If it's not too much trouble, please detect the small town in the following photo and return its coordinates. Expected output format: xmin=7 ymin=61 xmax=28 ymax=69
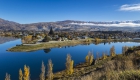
xmin=1 ymin=28 xmax=140 ymax=45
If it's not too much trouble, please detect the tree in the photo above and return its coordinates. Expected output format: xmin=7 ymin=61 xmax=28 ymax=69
xmin=22 ymin=35 xmax=32 ymax=44
xmin=42 ymin=35 xmax=51 ymax=42
xmin=102 ymin=53 xmax=107 ymax=60
xmin=49 ymin=27 xmax=54 ymax=35
xmin=110 ymin=46 xmax=116 ymax=57
xmin=85 ymin=51 xmax=94 ymax=65
xmin=46 ymin=59 xmax=53 ymax=80
xmin=122 ymin=46 xmax=128 ymax=54
xmin=65 ymin=54 xmax=74 ymax=75
xmin=19 ymin=69 xmax=23 ymax=80
xmin=40 ymin=61 xmax=45 ymax=80
xmin=23 ymin=65 xmax=30 ymax=80
xmin=5 ymin=73 xmax=11 ymax=80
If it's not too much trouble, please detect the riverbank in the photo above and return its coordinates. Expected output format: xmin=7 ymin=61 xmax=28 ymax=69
xmin=52 ymin=46 xmax=140 ymax=80
xmin=7 ymin=39 xmax=139 ymax=52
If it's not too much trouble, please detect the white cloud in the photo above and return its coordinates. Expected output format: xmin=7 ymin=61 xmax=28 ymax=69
xmin=70 ymin=22 xmax=140 ymax=27
xmin=119 ymin=4 xmax=140 ymax=11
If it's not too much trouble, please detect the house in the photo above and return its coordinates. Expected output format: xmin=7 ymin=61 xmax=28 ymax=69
xmin=81 ymin=36 xmax=88 ymax=39
xmin=133 ymin=38 xmax=140 ymax=40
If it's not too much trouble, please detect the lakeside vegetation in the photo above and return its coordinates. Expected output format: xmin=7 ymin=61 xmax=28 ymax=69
xmin=4 ymin=45 xmax=140 ymax=80
xmin=8 ymin=38 xmax=139 ymax=52
xmin=4 ymin=28 xmax=140 ymax=52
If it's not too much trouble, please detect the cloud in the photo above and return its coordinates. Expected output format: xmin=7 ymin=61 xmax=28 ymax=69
xmin=119 ymin=4 xmax=140 ymax=11
xmin=70 ymin=22 xmax=140 ymax=27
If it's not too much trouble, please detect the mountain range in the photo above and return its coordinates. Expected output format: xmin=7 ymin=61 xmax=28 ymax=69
xmin=1 ymin=18 xmax=140 ymax=32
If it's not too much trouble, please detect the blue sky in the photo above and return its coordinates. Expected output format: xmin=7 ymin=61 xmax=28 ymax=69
xmin=0 ymin=0 xmax=140 ymax=24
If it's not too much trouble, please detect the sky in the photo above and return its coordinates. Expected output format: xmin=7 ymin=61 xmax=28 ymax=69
xmin=0 ymin=0 xmax=140 ymax=24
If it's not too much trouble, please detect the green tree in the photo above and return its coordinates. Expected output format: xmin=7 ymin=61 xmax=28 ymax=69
xmin=43 ymin=35 xmax=51 ymax=42
xmin=49 ymin=27 xmax=54 ymax=35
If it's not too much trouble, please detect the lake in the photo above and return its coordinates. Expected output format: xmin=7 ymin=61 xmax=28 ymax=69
xmin=0 ymin=39 xmax=139 ymax=80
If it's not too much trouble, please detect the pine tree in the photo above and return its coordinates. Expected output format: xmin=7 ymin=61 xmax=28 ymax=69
xmin=46 ymin=59 xmax=53 ymax=80
xmin=49 ymin=27 xmax=54 ymax=35
xmin=66 ymin=54 xmax=74 ymax=75
xmin=40 ymin=61 xmax=45 ymax=80
xmin=19 ymin=69 xmax=23 ymax=80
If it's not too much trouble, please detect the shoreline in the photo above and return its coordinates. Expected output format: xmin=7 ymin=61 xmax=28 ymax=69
xmin=8 ymin=39 xmax=92 ymax=52
xmin=7 ymin=39 xmax=140 ymax=52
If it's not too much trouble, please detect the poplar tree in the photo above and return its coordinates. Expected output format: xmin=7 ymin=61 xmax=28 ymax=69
xmin=85 ymin=51 xmax=94 ymax=65
xmin=110 ymin=46 xmax=116 ymax=57
xmin=40 ymin=61 xmax=45 ymax=80
xmin=5 ymin=73 xmax=11 ymax=80
xmin=19 ymin=69 xmax=23 ymax=80
xmin=46 ymin=59 xmax=53 ymax=80
xmin=66 ymin=54 xmax=74 ymax=75
xmin=23 ymin=65 xmax=30 ymax=80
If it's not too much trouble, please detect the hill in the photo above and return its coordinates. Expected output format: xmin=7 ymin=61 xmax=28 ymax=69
xmin=0 ymin=18 xmax=140 ymax=31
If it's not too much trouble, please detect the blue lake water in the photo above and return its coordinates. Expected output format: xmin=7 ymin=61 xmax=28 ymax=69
xmin=0 ymin=39 xmax=139 ymax=80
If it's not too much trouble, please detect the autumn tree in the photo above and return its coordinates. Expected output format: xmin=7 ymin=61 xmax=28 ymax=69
xmin=110 ymin=46 xmax=116 ymax=57
xmin=23 ymin=65 xmax=30 ymax=80
xmin=66 ymin=54 xmax=74 ymax=75
xmin=46 ymin=59 xmax=53 ymax=80
xmin=40 ymin=61 xmax=45 ymax=80
xmin=5 ymin=73 xmax=11 ymax=80
xmin=22 ymin=35 xmax=32 ymax=44
xmin=85 ymin=51 xmax=94 ymax=65
xmin=122 ymin=46 xmax=128 ymax=54
xmin=19 ymin=69 xmax=23 ymax=80
xmin=102 ymin=52 xmax=107 ymax=60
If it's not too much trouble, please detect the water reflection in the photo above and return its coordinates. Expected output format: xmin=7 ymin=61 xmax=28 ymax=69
xmin=0 ymin=36 xmax=17 ymax=44
xmin=44 ymin=48 xmax=51 ymax=53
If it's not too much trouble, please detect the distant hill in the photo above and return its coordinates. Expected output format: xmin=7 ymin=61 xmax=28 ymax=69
xmin=0 ymin=18 xmax=140 ymax=32
xmin=0 ymin=18 xmax=21 ymax=30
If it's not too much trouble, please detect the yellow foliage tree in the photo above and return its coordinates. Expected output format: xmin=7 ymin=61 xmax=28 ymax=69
xmin=95 ymin=38 xmax=100 ymax=42
xmin=46 ymin=59 xmax=53 ymax=80
xmin=102 ymin=53 xmax=107 ymax=60
xmin=66 ymin=54 xmax=74 ymax=75
xmin=23 ymin=65 xmax=30 ymax=80
xmin=22 ymin=35 xmax=32 ymax=44
xmin=19 ymin=69 xmax=23 ymax=80
xmin=110 ymin=46 xmax=116 ymax=57
xmin=85 ymin=51 xmax=94 ymax=65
